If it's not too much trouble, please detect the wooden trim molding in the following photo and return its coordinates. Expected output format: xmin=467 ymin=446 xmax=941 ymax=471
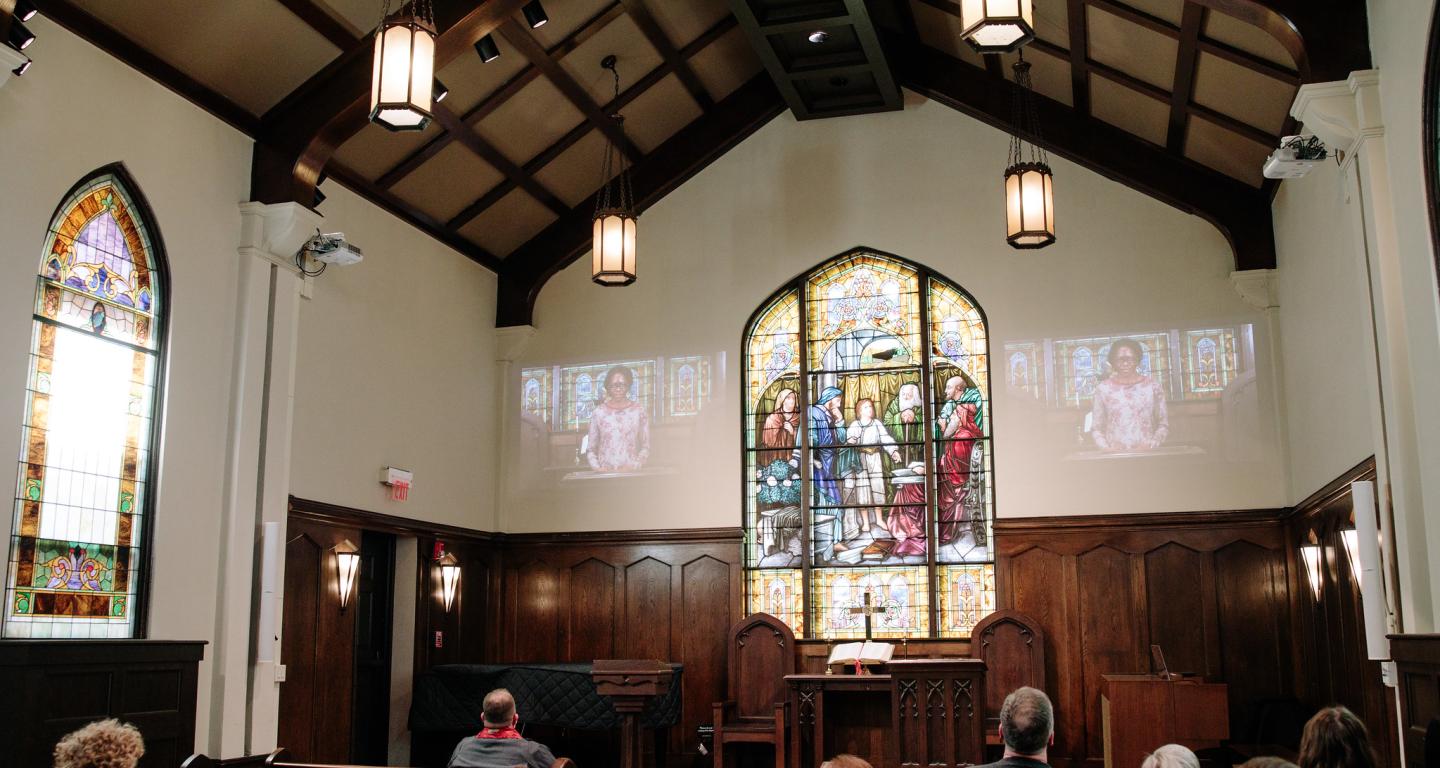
xmin=995 ymin=507 xmax=1288 ymax=532
xmin=1287 ymin=455 xmax=1377 ymax=522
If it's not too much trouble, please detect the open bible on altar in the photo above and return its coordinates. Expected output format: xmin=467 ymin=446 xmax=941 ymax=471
xmin=827 ymin=641 xmax=895 ymax=666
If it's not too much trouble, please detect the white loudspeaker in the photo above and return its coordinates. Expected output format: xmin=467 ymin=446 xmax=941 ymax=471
xmin=257 ymin=521 xmax=280 ymax=664
xmin=1349 ymin=481 xmax=1390 ymax=661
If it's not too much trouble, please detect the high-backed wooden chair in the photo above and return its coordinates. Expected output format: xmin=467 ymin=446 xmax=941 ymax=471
xmin=969 ymin=609 xmax=1048 ymax=743
xmin=712 ymin=612 xmax=796 ymax=768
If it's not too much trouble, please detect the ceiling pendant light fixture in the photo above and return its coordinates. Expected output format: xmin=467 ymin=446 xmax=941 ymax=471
xmin=592 ymin=55 xmax=638 ymax=287
xmin=369 ymin=0 xmax=436 ymax=132
xmin=960 ymin=0 xmax=1036 ymax=53
xmin=1004 ymin=51 xmax=1055 ymax=249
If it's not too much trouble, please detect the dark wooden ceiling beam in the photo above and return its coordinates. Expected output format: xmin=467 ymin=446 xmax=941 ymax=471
xmin=1066 ymin=0 xmax=1091 ymax=115
xmin=276 ymin=0 xmax=362 ymax=50
xmin=325 ymin=162 xmax=503 ymax=271
xmin=376 ymin=2 xmax=627 ymax=190
xmin=497 ymin=17 xmax=642 ymax=162
xmin=430 ymin=103 xmax=568 ymax=216
xmin=895 ymin=41 xmax=1275 ymax=273
xmin=495 ymin=74 xmax=784 ymax=326
xmin=618 ymin=0 xmax=714 ymax=111
xmin=1167 ymin=3 xmax=1204 ymax=153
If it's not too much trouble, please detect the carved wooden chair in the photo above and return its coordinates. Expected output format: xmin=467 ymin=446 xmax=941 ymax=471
xmin=712 ymin=612 xmax=796 ymax=768
xmin=969 ymin=609 xmax=1047 ymax=745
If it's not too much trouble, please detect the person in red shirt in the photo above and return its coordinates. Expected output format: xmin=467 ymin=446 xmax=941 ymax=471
xmin=447 ymin=688 xmax=556 ymax=768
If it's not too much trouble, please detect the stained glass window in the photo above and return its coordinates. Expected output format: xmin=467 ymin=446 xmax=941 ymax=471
xmin=743 ymin=250 xmax=995 ymax=639
xmin=5 ymin=169 xmax=167 ymax=639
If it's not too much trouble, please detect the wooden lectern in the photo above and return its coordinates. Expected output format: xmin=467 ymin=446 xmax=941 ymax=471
xmin=1100 ymin=675 xmax=1229 ymax=768
xmin=593 ymin=659 xmax=675 ymax=768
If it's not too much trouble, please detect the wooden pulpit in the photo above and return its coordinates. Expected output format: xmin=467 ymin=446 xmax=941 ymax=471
xmin=1100 ymin=675 xmax=1229 ymax=768
xmin=593 ymin=659 xmax=675 ymax=768
xmin=891 ymin=659 xmax=988 ymax=768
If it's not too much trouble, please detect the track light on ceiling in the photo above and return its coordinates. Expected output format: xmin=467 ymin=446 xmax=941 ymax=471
xmin=369 ymin=0 xmax=436 ymax=132
xmin=15 ymin=0 xmax=38 ymax=23
xmin=522 ymin=0 xmax=548 ymax=29
xmin=13 ymin=56 xmax=31 ymax=77
xmin=8 ymin=21 xmax=35 ymax=51
xmin=433 ymin=77 xmax=449 ymax=103
xmin=475 ymin=33 xmax=500 ymax=63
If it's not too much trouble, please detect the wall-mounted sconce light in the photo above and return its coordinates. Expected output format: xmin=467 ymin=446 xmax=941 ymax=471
xmin=1340 ymin=528 xmax=1361 ymax=588
xmin=439 ymin=552 xmax=461 ymax=612
xmin=1300 ymin=531 xmax=1322 ymax=602
xmin=336 ymin=540 xmax=361 ymax=610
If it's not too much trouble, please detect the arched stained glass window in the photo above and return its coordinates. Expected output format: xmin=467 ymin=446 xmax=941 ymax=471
xmin=743 ymin=249 xmax=995 ymax=639
xmin=4 ymin=167 xmax=167 ymax=639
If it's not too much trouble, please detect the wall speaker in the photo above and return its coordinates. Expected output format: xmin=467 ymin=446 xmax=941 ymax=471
xmin=1350 ymin=481 xmax=1390 ymax=660
xmin=257 ymin=521 xmax=280 ymax=663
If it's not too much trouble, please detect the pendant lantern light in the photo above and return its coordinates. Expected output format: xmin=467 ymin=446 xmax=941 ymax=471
xmin=1004 ymin=51 xmax=1056 ymax=249
xmin=592 ymin=55 xmax=638 ymax=286
xmin=369 ymin=0 xmax=436 ymax=132
xmin=960 ymin=0 xmax=1036 ymax=53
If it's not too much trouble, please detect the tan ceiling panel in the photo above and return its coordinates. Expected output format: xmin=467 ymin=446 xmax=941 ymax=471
xmin=1032 ymin=0 xmax=1070 ymax=48
xmin=1191 ymin=53 xmax=1295 ymax=134
xmin=534 ymin=129 xmax=610 ymax=207
xmin=475 ymin=77 xmax=587 ymax=165
xmin=437 ymin=32 xmax=530 ymax=115
xmin=71 ymin=0 xmax=341 ymax=115
xmin=909 ymin=0 xmax=984 ymax=68
xmin=645 ymin=0 xmax=730 ymax=47
xmin=999 ymin=45 xmax=1073 ymax=107
xmin=1090 ymin=75 xmax=1169 ymax=147
xmin=391 ymin=142 xmax=506 ymax=223
xmin=313 ymin=0 xmax=373 ymax=37
xmin=1185 ymin=117 xmax=1269 ymax=188
xmin=1086 ymin=7 xmax=1178 ymax=90
xmin=689 ymin=26 xmax=764 ymax=101
xmin=1203 ymin=10 xmax=1296 ymax=69
xmin=1118 ymin=0 xmax=1183 ymax=26
xmin=624 ymin=74 xmax=704 ymax=153
xmin=331 ymin=121 xmax=440 ymax=180
xmin=460 ymin=188 xmax=559 ymax=257
xmin=529 ymin=0 xmax=617 ymax=50
xmin=558 ymin=15 xmax=665 ymax=106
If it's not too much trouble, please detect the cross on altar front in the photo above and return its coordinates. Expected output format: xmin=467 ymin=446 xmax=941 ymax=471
xmin=848 ymin=589 xmax=886 ymax=640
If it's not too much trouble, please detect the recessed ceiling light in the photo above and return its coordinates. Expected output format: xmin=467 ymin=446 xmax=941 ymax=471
xmin=807 ymin=30 xmax=829 ymax=44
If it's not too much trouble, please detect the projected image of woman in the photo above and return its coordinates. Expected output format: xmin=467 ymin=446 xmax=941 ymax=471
xmin=586 ymin=366 xmax=650 ymax=472
xmin=1090 ymin=339 xmax=1169 ymax=451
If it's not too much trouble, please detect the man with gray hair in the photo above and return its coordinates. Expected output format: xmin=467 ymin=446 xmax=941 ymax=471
xmin=976 ymin=686 xmax=1056 ymax=768
xmin=447 ymin=688 xmax=556 ymax=768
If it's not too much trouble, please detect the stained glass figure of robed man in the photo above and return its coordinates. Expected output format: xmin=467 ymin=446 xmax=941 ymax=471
xmin=798 ymin=386 xmax=847 ymax=507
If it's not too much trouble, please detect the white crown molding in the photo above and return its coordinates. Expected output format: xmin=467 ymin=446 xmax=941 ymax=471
xmin=238 ymin=202 xmax=322 ymax=275
xmin=495 ymin=325 xmax=537 ymax=363
xmin=0 ymin=46 xmax=28 ymax=90
xmin=1291 ymin=70 xmax=1383 ymax=170
xmin=1231 ymin=269 xmax=1279 ymax=311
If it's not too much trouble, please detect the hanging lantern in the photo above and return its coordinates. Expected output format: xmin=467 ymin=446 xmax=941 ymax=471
xmin=369 ymin=0 xmax=436 ymax=132
xmin=593 ymin=55 xmax=638 ymax=286
xmin=960 ymin=0 xmax=1036 ymax=53
xmin=1004 ymin=53 xmax=1056 ymax=249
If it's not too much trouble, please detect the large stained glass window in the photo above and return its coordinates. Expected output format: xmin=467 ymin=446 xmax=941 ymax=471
xmin=4 ymin=169 xmax=167 ymax=638
xmin=743 ymin=250 xmax=995 ymax=638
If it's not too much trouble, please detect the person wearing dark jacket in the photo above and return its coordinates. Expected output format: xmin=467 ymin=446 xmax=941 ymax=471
xmin=447 ymin=688 xmax=556 ymax=768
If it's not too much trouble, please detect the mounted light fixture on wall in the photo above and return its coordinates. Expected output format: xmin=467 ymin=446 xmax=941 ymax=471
xmin=369 ymin=0 xmax=436 ymax=132
xmin=1299 ymin=531 xmax=1323 ymax=602
xmin=960 ymin=0 xmax=1035 ymax=53
xmin=592 ymin=54 xmax=638 ymax=286
xmin=439 ymin=552 xmax=461 ymax=612
xmin=335 ymin=540 xmax=361 ymax=611
xmin=1004 ymin=51 xmax=1056 ymax=249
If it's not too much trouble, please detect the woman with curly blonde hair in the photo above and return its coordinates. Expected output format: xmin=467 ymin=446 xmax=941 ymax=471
xmin=53 ymin=719 xmax=145 ymax=768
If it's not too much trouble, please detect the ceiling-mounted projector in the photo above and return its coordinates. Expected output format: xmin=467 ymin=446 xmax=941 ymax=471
xmin=301 ymin=232 xmax=364 ymax=266
xmin=1263 ymin=135 xmax=1328 ymax=179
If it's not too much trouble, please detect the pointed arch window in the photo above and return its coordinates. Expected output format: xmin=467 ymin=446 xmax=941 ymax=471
xmin=743 ymin=249 xmax=995 ymax=638
xmin=4 ymin=167 xmax=167 ymax=639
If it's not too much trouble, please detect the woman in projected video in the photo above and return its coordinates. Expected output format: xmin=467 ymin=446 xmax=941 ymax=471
xmin=1090 ymin=339 xmax=1169 ymax=451
xmin=586 ymin=366 xmax=650 ymax=472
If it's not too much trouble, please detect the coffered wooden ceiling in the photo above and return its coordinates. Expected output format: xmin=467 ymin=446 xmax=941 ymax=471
xmin=25 ymin=0 xmax=1368 ymax=326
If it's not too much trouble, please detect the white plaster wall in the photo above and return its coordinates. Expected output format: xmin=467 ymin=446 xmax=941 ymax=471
xmin=0 ymin=16 xmax=252 ymax=750
xmin=506 ymin=91 xmax=1287 ymax=533
xmin=288 ymin=182 xmax=499 ymax=531
xmin=1271 ymin=162 xmax=1381 ymax=502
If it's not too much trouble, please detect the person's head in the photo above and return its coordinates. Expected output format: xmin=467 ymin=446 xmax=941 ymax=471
xmin=604 ymin=366 xmax=634 ymax=400
xmin=944 ymin=375 xmax=965 ymax=400
xmin=856 ymin=398 xmax=875 ymax=421
xmin=482 ymin=688 xmax=519 ymax=729
xmin=1240 ymin=757 xmax=1299 ymax=768
xmin=53 ymin=719 xmax=145 ymax=768
xmin=818 ymin=386 xmax=844 ymax=417
xmin=1107 ymin=339 xmax=1145 ymax=375
xmin=1298 ymin=706 xmax=1377 ymax=768
xmin=1141 ymin=744 xmax=1200 ymax=768
xmin=820 ymin=755 xmax=873 ymax=768
xmin=999 ymin=686 xmax=1054 ymax=757
xmin=778 ymin=389 xmax=798 ymax=413
xmin=897 ymin=383 xmax=922 ymax=409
